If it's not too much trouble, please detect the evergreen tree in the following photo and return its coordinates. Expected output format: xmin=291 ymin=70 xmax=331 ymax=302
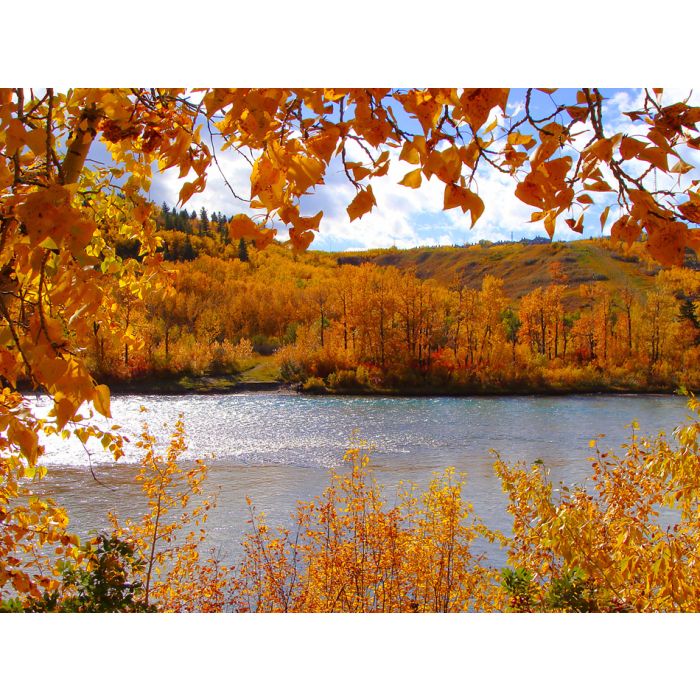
xmin=179 ymin=210 xmax=192 ymax=233
xmin=199 ymin=207 xmax=209 ymax=235
xmin=182 ymin=235 xmax=196 ymax=261
xmin=161 ymin=202 xmax=171 ymax=230
xmin=238 ymin=237 xmax=249 ymax=262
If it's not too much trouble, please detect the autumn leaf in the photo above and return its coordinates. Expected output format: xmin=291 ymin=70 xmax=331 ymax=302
xmin=289 ymin=229 xmax=315 ymax=251
xmin=507 ymin=132 xmax=536 ymax=149
xmin=8 ymin=420 xmax=39 ymax=464
xmin=347 ymin=186 xmax=376 ymax=222
xmin=619 ymin=136 xmax=646 ymax=160
xmin=443 ymin=184 xmax=484 ymax=227
xmin=228 ymin=214 xmax=261 ymax=240
xmin=515 ymin=180 xmax=543 ymax=209
xmin=459 ymin=88 xmax=509 ymax=131
xmin=638 ymin=147 xmax=669 ymax=172
xmin=610 ymin=216 xmax=642 ymax=246
xmin=55 ymin=397 xmax=78 ymax=430
xmin=678 ymin=199 xmax=700 ymax=224
xmin=287 ymin=154 xmax=326 ymax=194
xmin=94 ymin=384 xmax=112 ymax=419
xmin=645 ymin=219 xmax=687 ymax=266
xmin=399 ymin=169 xmax=422 ymax=188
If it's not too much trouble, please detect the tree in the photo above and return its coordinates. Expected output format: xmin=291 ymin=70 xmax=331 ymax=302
xmin=199 ymin=207 xmax=209 ymax=235
xmin=238 ymin=237 xmax=249 ymax=262
xmin=0 ymin=87 xmax=698 ymax=598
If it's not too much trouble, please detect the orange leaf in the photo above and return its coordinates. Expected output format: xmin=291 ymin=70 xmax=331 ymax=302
xmin=253 ymin=228 xmax=276 ymax=250
xmin=399 ymin=169 xmax=422 ymax=189
xmin=586 ymin=138 xmax=615 ymax=163
xmin=228 ymin=214 xmax=260 ymax=240
xmin=645 ymin=219 xmax=686 ymax=266
xmin=515 ymin=180 xmax=543 ymax=208
xmin=507 ymin=132 xmax=536 ymax=149
xmin=679 ymin=200 xmax=700 ymax=224
xmin=610 ymin=215 xmax=642 ymax=246
xmin=443 ymin=184 xmax=484 ymax=227
xmin=346 ymin=186 xmax=376 ymax=222
xmin=289 ymin=229 xmax=315 ymax=251
xmin=93 ymin=384 xmax=111 ymax=419
xmin=459 ymin=88 xmax=510 ymax=131
xmin=638 ymin=147 xmax=669 ymax=171
xmin=55 ymin=397 xmax=77 ymax=430
xmin=619 ymin=136 xmax=645 ymax=160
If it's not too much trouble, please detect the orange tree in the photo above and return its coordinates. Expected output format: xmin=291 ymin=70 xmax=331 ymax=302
xmin=1 ymin=87 xmax=699 ymax=598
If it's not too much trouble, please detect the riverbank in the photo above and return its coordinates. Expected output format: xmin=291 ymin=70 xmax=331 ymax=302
xmin=105 ymin=374 xmax=293 ymax=396
xmin=93 ymin=372 xmax=687 ymax=399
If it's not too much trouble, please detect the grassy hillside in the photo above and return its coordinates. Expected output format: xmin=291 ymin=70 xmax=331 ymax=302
xmin=333 ymin=238 xmax=697 ymax=310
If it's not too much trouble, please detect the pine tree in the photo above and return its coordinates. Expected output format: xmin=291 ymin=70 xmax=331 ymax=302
xmin=238 ymin=237 xmax=249 ymax=262
xmin=161 ymin=202 xmax=171 ymax=230
xmin=182 ymin=235 xmax=196 ymax=261
xmin=199 ymin=207 xmax=209 ymax=235
xmin=179 ymin=210 xmax=192 ymax=233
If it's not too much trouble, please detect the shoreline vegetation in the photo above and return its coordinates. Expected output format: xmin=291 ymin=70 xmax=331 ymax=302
xmin=86 ymin=373 xmax=687 ymax=398
xmin=80 ymin=234 xmax=699 ymax=401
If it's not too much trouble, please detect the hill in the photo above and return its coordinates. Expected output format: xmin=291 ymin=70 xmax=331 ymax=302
xmin=333 ymin=238 xmax=697 ymax=311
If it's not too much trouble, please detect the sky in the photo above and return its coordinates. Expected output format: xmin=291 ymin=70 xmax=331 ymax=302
xmin=147 ymin=87 xmax=699 ymax=252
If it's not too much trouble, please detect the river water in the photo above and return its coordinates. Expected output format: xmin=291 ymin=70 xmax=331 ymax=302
xmin=28 ymin=393 xmax=690 ymax=567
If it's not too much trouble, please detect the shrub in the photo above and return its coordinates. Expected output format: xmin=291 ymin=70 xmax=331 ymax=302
xmin=301 ymin=376 xmax=327 ymax=393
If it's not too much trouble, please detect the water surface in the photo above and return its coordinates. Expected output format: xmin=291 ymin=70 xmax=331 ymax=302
xmin=29 ymin=393 xmax=690 ymax=566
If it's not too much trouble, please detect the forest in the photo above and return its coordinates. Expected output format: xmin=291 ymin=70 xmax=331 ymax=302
xmin=1 ymin=87 xmax=700 ymax=614
xmin=90 ymin=215 xmax=700 ymax=396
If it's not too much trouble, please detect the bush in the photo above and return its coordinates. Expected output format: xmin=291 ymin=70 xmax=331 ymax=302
xmin=23 ymin=534 xmax=153 ymax=613
xmin=327 ymin=369 xmax=364 ymax=392
xmin=301 ymin=376 xmax=327 ymax=393
xmin=279 ymin=358 xmax=308 ymax=384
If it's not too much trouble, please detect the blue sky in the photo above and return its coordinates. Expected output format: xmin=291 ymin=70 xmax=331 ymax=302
xmin=142 ymin=88 xmax=697 ymax=252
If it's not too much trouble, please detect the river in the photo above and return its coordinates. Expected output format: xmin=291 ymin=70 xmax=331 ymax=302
xmin=28 ymin=392 xmax=690 ymax=568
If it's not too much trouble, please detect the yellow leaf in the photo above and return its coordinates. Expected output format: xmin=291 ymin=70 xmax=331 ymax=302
xmin=55 ymin=397 xmax=77 ymax=430
xmin=399 ymin=140 xmax=420 ymax=165
xmin=8 ymin=420 xmax=39 ymax=464
xmin=507 ymin=132 xmax=536 ymax=149
xmin=94 ymin=384 xmax=111 ymax=419
xmin=287 ymin=154 xmax=326 ymax=193
xmin=399 ymin=169 xmax=422 ymax=189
